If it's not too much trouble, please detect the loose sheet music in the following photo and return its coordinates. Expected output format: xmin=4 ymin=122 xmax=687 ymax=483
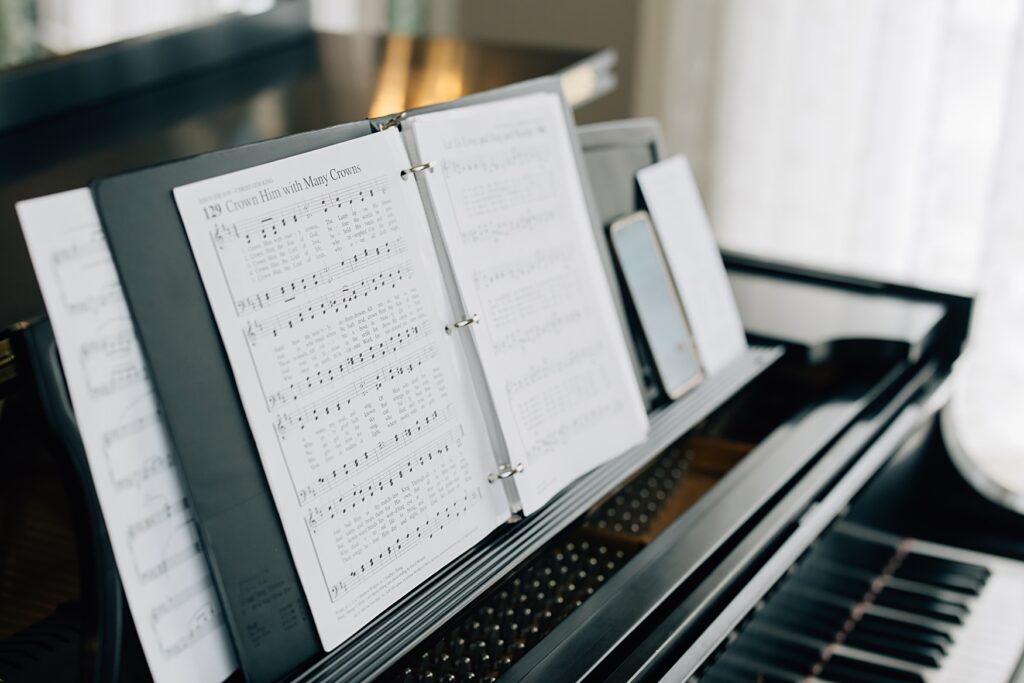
xmin=406 ymin=93 xmax=649 ymax=514
xmin=175 ymin=130 xmax=508 ymax=649
xmin=17 ymin=189 xmax=237 ymax=683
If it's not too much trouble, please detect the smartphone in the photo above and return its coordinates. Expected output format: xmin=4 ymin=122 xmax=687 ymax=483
xmin=609 ymin=211 xmax=703 ymax=399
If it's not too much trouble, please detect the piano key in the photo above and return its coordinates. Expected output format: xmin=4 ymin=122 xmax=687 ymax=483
xmin=764 ymin=590 xmax=851 ymax=624
xmin=884 ymin=575 xmax=981 ymax=604
xmin=841 ymin=629 xmax=942 ymax=667
xmin=814 ymin=537 xmax=894 ymax=573
xmin=855 ymin=614 xmax=952 ymax=652
xmin=758 ymin=603 xmax=844 ymax=641
xmin=900 ymin=553 xmax=990 ymax=582
xmin=874 ymin=587 xmax=968 ymax=624
xmin=699 ymin=656 xmax=769 ymax=683
xmin=791 ymin=569 xmax=871 ymax=601
xmin=800 ymin=556 xmax=887 ymax=586
xmin=728 ymin=629 xmax=821 ymax=676
xmin=862 ymin=603 xmax=958 ymax=638
xmin=713 ymin=651 xmax=810 ymax=682
xmin=892 ymin=565 xmax=985 ymax=596
xmin=821 ymin=650 xmax=925 ymax=683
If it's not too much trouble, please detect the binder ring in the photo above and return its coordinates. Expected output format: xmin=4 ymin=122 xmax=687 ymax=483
xmin=488 ymin=462 xmax=525 ymax=483
xmin=445 ymin=313 xmax=479 ymax=334
xmin=379 ymin=111 xmax=407 ymax=131
xmin=401 ymin=162 xmax=435 ymax=180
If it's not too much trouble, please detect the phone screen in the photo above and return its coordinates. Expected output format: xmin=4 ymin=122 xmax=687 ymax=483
xmin=610 ymin=212 xmax=702 ymax=399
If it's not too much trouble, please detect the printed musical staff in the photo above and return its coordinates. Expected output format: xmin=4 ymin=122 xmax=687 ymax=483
xmin=158 ymin=601 xmax=222 ymax=658
xmin=234 ymin=240 xmax=403 ymax=314
xmin=440 ymin=146 xmax=548 ymax=177
xmin=126 ymin=497 xmax=190 ymax=541
xmin=491 ymin=308 xmax=585 ymax=355
xmin=272 ymin=344 xmax=434 ymax=428
xmin=459 ymin=208 xmax=557 ymax=245
xmin=285 ymin=406 xmax=446 ymax=470
xmin=504 ymin=342 xmax=605 ymax=395
xmin=212 ymin=177 xmax=388 ymax=245
xmin=243 ymin=263 xmax=408 ymax=341
xmin=298 ymin=422 xmax=452 ymax=505
xmin=325 ymin=492 xmax=480 ymax=600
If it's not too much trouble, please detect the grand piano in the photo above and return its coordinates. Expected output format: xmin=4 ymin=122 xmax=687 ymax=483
xmin=2 ymin=17 xmax=1022 ymax=683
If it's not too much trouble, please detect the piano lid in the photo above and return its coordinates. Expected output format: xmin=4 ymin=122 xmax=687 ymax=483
xmin=729 ymin=270 xmax=948 ymax=365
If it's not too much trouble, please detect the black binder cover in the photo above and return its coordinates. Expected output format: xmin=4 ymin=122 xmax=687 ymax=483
xmin=93 ymin=121 xmax=373 ymax=683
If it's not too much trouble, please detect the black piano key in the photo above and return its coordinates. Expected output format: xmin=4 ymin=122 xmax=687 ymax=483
xmin=901 ymin=552 xmax=990 ymax=582
xmin=821 ymin=652 xmax=924 ymax=683
xmin=856 ymin=613 xmax=953 ymax=647
xmin=699 ymin=658 xmax=756 ymax=683
xmin=873 ymin=586 xmax=968 ymax=624
xmin=767 ymin=589 xmax=852 ymax=624
xmin=893 ymin=563 xmax=985 ymax=595
xmin=841 ymin=629 xmax=942 ymax=668
xmin=815 ymin=536 xmax=894 ymax=573
xmin=712 ymin=652 xmax=806 ymax=683
xmin=801 ymin=556 xmax=883 ymax=585
xmin=790 ymin=568 xmax=871 ymax=602
xmin=758 ymin=603 xmax=844 ymax=641
xmin=778 ymin=582 xmax=866 ymax=615
xmin=729 ymin=631 xmax=820 ymax=677
xmin=885 ymin=574 xmax=979 ymax=604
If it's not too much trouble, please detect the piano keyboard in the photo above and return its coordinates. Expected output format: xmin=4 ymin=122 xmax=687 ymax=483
xmin=698 ymin=522 xmax=1024 ymax=683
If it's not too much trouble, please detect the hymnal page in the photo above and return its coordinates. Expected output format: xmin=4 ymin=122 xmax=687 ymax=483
xmin=637 ymin=156 xmax=748 ymax=376
xmin=17 ymin=189 xmax=237 ymax=683
xmin=406 ymin=93 xmax=649 ymax=514
xmin=175 ymin=129 xmax=508 ymax=650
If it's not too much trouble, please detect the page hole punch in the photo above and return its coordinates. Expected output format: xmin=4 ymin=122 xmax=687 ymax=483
xmin=400 ymin=162 xmax=435 ymax=180
xmin=488 ymin=462 xmax=525 ymax=484
xmin=445 ymin=313 xmax=479 ymax=334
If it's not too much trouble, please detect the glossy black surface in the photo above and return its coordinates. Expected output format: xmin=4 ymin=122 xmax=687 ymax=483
xmin=0 ymin=28 xmax=593 ymax=331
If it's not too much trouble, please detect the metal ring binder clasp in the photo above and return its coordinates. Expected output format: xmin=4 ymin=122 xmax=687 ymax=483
xmin=445 ymin=313 xmax=479 ymax=335
xmin=488 ymin=462 xmax=525 ymax=484
xmin=400 ymin=162 xmax=435 ymax=180
xmin=378 ymin=111 xmax=407 ymax=131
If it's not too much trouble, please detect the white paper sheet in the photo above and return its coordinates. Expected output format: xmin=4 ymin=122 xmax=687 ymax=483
xmin=637 ymin=156 xmax=748 ymax=376
xmin=17 ymin=188 xmax=237 ymax=683
xmin=407 ymin=93 xmax=650 ymax=514
xmin=174 ymin=130 xmax=508 ymax=650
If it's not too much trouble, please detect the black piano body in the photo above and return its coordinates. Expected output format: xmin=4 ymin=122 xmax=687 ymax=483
xmin=3 ymin=121 xmax=1020 ymax=683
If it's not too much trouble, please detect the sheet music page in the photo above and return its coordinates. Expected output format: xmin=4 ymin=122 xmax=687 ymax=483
xmin=174 ymin=129 xmax=508 ymax=650
xmin=637 ymin=156 xmax=748 ymax=376
xmin=17 ymin=189 xmax=237 ymax=683
xmin=406 ymin=93 xmax=649 ymax=514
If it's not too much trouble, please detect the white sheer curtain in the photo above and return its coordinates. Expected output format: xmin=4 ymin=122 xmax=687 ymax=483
xmin=635 ymin=0 xmax=1024 ymax=463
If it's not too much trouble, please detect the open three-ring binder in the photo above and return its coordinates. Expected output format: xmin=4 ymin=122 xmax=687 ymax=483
xmin=17 ymin=77 xmax=656 ymax=683
xmin=171 ymin=90 xmax=649 ymax=653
